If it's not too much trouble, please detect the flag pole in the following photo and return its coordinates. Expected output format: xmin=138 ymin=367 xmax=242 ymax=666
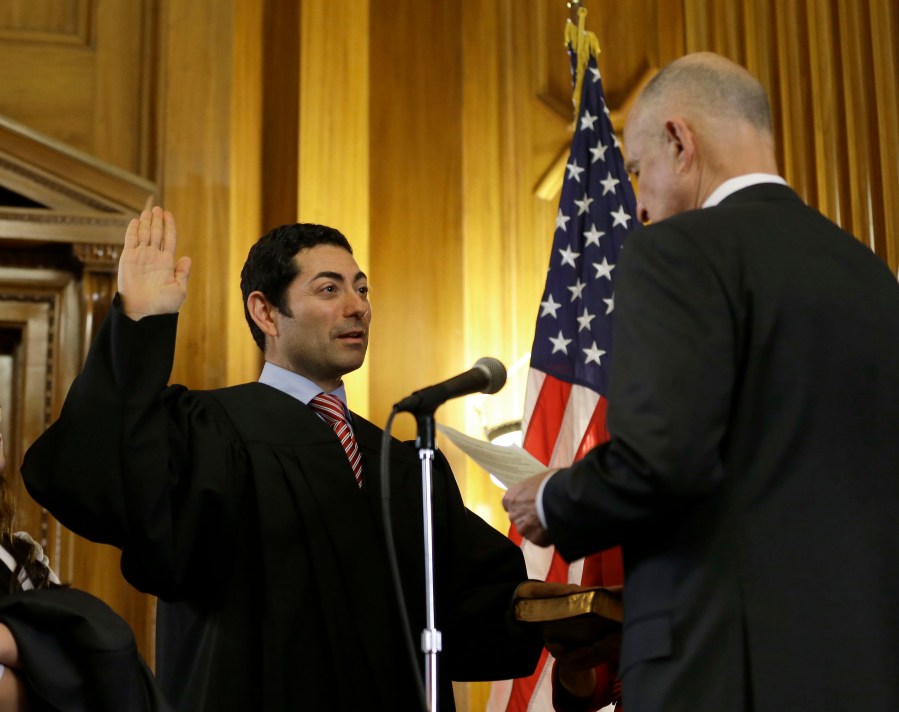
xmin=488 ymin=6 xmax=634 ymax=709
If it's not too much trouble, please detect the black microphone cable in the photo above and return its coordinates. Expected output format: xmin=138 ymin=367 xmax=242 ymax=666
xmin=379 ymin=408 xmax=429 ymax=712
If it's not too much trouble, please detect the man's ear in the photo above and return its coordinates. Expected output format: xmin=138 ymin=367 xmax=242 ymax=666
xmin=664 ymin=117 xmax=695 ymax=174
xmin=247 ymin=291 xmax=279 ymax=339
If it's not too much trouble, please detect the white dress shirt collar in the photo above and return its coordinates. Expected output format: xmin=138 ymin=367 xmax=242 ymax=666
xmin=702 ymin=173 xmax=788 ymax=208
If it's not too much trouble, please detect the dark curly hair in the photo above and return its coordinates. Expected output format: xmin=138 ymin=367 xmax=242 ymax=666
xmin=239 ymin=223 xmax=353 ymax=352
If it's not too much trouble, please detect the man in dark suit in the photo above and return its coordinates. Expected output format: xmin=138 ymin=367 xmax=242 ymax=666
xmin=504 ymin=52 xmax=899 ymax=711
xmin=22 ymin=212 xmax=541 ymax=711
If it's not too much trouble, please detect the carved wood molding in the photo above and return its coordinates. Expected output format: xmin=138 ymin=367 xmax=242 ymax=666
xmin=0 ymin=0 xmax=91 ymax=46
xmin=0 ymin=208 xmax=127 ymax=246
xmin=0 ymin=155 xmax=119 ymax=212
xmin=0 ymin=114 xmax=156 ymax=214
xmin=72 ymin=242 xmax=121 ymax=270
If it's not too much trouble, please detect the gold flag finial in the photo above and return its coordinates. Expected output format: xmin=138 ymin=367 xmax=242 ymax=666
xmin=564 ymin=3 xmax=602 ymax=119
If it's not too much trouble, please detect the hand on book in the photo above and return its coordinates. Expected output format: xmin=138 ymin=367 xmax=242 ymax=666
xmin=551 ymin=627 xmax=623 ymax=701
xmin=514 ymin=581 xmax=624 ymax=695
xmin=545 ymin=614 xmax=622 ymax=699
xmin=544 ymin=621 xmax=622 ymax=669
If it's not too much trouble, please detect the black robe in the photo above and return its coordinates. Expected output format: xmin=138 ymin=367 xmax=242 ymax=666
xmin=0 ymin=587 xmax=171 ymax=712
xmin=22 ymin=298 xmax=540 ymax=711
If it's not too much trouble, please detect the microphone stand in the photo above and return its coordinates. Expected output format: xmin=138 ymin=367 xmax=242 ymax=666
xmin=415 ymin=410 xmax=441 ymax=712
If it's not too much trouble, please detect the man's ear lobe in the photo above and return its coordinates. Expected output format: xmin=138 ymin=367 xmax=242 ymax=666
xmin=247 ymin=292 xmax=278 ymax=338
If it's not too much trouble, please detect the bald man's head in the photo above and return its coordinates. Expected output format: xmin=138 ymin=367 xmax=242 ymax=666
xmin=636 ymin=52 xmax=773 ymax=134
xmin=623 ymin=52 xmax=779 ymax=223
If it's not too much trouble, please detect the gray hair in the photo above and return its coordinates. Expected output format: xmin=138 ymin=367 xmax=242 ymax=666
xmin=639 ymin=52 xmax=773 ymax=133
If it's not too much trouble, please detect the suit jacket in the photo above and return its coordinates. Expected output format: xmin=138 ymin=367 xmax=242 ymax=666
xmin=543 ymin=184 xmax=899 ymax=711
xmin=22 ymin=299 xmax=540 ymax=712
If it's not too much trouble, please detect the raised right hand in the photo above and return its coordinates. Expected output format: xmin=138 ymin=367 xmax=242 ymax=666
xmin=118 ymin=206 xmax=192 ymax=320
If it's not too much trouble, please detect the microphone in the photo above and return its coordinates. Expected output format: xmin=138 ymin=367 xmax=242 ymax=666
xmin=393 ymin=357 xmax=507 ymax=414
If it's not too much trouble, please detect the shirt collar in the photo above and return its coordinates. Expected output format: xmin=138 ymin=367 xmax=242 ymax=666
xmin=258 ymin=361 xmax=349 ymax=408
xmin=702 ymin=173 xmax=788 ymax=208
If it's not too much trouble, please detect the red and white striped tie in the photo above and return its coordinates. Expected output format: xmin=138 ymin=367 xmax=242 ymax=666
xmin=309 ymin=392 xmax=363 ymax=487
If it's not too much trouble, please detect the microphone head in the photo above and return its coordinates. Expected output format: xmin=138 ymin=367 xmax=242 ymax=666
xmin=474 ymin=357 xmax=507 ymax=395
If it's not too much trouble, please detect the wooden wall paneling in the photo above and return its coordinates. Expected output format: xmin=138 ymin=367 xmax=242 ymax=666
xmin=458 ymin=0 xmax=516 ymax=543
xmin=228 ymin=0 xmax=265 ymax=386
xmin=0 ymin=0 xmax=153 ymax=177
xmin=519 ymin=0 xmax=571 ymax=287
xmin=771 ymin=2 xmax=818 ymax=206
xmin=582 ymin=0 xmax=661 ymax=107
xmin=157 ymin=0 xmax=239 ymax=390
xmin=836 ymin=1 xmax=878 ymax=251
xmin=0 ymin=0 xmax=87 ymax=37
xmin=806 ymin=0 xmax=848 ymax=226
xmin=368 ymin=0 xmax=466 ymax=445
xmin=91 ymin=0 xmax=154 ymax=173
xmin=458 ymin=2 xmax=517 ymax=708
xmin=738 ymin=1 xmax=786 ymax=181
xmin=261 ymin=0 xmax=300 ymax=232
xmin=682 ymin=0 xmax=710 ymax=49
xmin=0 ymin=39 xmax=94 ymax=154
xmin=740 ymin=0 xmax=774 ymax=95
xmin=657 ymin=0 xmax=687 ymax=64
xmin=720 ymin=1 xmax=746 ymax=64
xmin=684 ymin=0 xmax=745 ymax=62
xmin=297 ymin=0 xmax=371 ymax=416
xmin=869 ymin=0 xmax=899 ymax=273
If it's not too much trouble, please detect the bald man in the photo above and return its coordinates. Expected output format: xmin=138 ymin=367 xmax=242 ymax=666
xmin=505 ymin=52 xmax=899 ymax=711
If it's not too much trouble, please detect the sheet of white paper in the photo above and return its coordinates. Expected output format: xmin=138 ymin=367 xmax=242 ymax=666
xmin=436 ymin=422 xmax=547 ymax=488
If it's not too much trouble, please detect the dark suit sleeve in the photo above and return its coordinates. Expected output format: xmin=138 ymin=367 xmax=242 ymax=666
xmin=545 ymin=224 xmax=737 ymax=560
xmin=0 ymin=588 xmax=172 ymax=712
xmin=435 ymin=455 xmax=542 ymax=681
xmin=22 ymin=298 xmax=248 ymax=599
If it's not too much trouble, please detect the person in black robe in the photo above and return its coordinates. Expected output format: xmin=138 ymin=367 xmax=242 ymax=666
xmin=21 ymin=211 xmax=541 ymax=711
xmin=0 ymin=406 xmax=171 ymax=712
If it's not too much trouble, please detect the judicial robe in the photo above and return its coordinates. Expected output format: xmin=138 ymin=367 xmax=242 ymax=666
xmin=22 ymin=298 xmax=540 ymax=711
xmin=0 ymin=587 xmax=172 ymax=712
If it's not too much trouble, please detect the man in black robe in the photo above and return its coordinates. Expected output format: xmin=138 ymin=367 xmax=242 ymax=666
xmin=22 ymin=211 xmax=541 ymax=711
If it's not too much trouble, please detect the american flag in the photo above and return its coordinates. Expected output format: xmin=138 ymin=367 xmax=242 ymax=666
xmin=488 ymin=34 xmax=637 ymax=712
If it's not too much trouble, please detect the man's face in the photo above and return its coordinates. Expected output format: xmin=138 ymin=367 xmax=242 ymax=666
xmin=624 ymin=107 xmax=695 ymax=224
xmin=268 ymin=244 xmax=371 ymax=391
